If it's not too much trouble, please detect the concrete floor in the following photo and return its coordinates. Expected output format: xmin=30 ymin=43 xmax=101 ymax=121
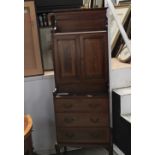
xmin=51 ymin=147 xmax=118 ymax=155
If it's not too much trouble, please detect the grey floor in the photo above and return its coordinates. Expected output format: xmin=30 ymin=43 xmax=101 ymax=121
xmin=51 ymin=147 xmax=118 ymax=155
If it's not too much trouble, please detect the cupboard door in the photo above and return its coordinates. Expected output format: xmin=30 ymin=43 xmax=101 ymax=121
xmin=80 ymin=32 xmax=109 ymax=91
xmin=24 ymin=1 xmax=43 ymax=76
xmin=54 ymin=34 xmax=81 ymax=88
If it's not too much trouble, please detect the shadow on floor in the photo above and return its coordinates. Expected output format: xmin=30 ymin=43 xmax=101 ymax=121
xmin=51 ymin=147 xmax=117 ymax=155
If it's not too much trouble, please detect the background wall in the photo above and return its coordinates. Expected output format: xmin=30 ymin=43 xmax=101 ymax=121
xmin=24 ymin=74 xmax=56 ymax=155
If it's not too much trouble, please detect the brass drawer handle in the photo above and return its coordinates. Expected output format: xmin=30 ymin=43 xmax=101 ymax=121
xmin=90 ymin=132 xmax=100 ymax=138
xmin=64 ymin=103 xmax=73 ymax=109
xmin=65 ymin=133 xmax=74 ymax=139
xmin=64 ymin=117 xmax=75 ymax=124
xmin=89 ymin=103 xmax=99 ymax=109
xmin=90 ymin=117 xmax=100 ymax=123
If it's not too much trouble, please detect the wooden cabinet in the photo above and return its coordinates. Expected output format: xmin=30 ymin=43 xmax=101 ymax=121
xmin=24 ymin=1 xmax=43 ymax=76
xmin=52 ymin=8 xmax=112 ymax=155
xmin=54 ymin=32 xmax=108 ymax=93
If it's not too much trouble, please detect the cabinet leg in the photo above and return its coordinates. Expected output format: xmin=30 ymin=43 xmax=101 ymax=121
xmin=105 ymin=146 xmax=113 ymax=155
xmin=109 ymin=128 xmax=113 ymax=155
xmin=64 ymin=146 xmax=67 ymax=153
xmin=109 ymin=146 xmax=113 ymax=155
xmin=55 ymin=144 xmax=61 ymax=155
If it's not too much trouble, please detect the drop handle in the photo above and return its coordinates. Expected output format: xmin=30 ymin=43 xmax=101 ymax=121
xmin=90 ymin=117 xmax=100 ymax=123
xmin=90 ymin=132 xmax=100 ymax=138
xmin=65 ymin=133 xmax=74 ymax=138
xmin=64 ymin=103 xmax=73 ymax=109
xmin=89 ymin=103 xmax=99 ymax=109
xmin=64 ymin=117 xmax=75 ymax=124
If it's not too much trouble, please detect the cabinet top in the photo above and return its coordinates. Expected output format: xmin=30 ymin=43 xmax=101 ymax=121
xmin=52 ymin=8 xmax=107 ymax=33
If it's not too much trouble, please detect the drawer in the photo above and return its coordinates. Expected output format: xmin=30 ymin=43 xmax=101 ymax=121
xmin=54 ymin=97 xmax=108 ymax=113
xmin=57 ymin=128 xmax=110 ymax=144
xmin=56 ymin=113 xmax=108 ymax=127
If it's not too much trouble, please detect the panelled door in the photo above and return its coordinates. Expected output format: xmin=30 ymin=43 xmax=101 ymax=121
xmin=80 ymin=32 xmax=109 ymax=92
xmin=53 ymin=31 xmax=108 ymax=93
xmin=53 ymin=34 xmax=81 ymax=86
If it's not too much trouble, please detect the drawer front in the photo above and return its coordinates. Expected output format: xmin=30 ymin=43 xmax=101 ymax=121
xmin=54 ymin=97 xmax=109 ymax=113
xmin=57 ymin=128 xmax=110 ymax=144
xmin=56 ymin=113 xmax=108 ymax=127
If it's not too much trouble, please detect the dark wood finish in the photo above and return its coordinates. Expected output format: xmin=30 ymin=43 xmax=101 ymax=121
xmin=57 ymin=128 xmax=110 ymax=144
xmin=24 ymin=134 xmax=33 ymax=155
xmin=53 ymin=94 xmax=111 ymax=146
xmin=53 ymin=8 xmax=107 ymax=32
xmin=55 ymin=144 xmax=61 ymax=154
xmin=53 ymin=34 xmax=81 ymax=85
xmin=52 ymin=8 xmax=112 ymax=154
xmin=80 ymin=32 xmax=109 ymax=90
xmin=54 ymin=96 xmax=109 ymax=113
xmin=53 ymin=31 xmax=108 ymax=93
xmin=56 ymin=113 xmax=108 ymax=127
xmin=24 ymin=1 xmax=43 ymax=76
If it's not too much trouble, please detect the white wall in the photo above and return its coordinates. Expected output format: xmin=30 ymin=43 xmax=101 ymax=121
xmin=24 ymin=74 xmax=56 ymax=155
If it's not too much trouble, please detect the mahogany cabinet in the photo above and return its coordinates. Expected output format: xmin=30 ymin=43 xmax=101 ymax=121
xmin=52 ymin=8 xmax=113 ymax=154
xmin=24 ymin=1 xmax=43 ymax=76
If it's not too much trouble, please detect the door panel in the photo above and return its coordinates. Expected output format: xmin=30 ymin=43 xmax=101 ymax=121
xmin=80 ymin=32 xmax=108 ymax=88
xmin=54 ymin=34 xmax=81 ymax=84
xmin=83 ymin=37 xmax=104 ymax=78
xmin=53 ymin=32 xmax=109 ymax=93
